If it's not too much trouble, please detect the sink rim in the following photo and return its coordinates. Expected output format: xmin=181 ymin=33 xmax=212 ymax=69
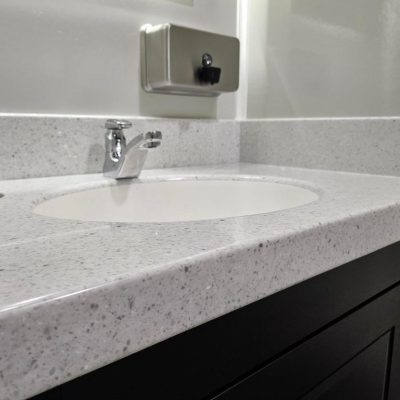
xmin=32 ymin=174 xmax=322 ymax=205
xmin=32 ymin=175 xmax=321 ymax=224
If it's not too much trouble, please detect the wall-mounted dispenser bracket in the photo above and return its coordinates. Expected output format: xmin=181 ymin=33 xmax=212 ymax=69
xmin=140 ymin=23 xmax=239 ymax=97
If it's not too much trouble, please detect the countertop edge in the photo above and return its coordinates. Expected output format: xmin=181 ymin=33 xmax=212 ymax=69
xmin=2 ymin=200 xmax=400 ymax=400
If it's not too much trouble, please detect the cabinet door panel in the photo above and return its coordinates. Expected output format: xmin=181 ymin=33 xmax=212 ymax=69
xmin=213 ymin=287 xmax=400 ymax=400
xmin=302 ymin=332 xmax=391 ymax=400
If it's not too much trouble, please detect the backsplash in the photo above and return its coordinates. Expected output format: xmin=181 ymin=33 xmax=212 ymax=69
xmin=4 ymin=115 xmax=400 ymax=181
xmin=0 ymin=116 xmax=239 ymax=180
xmin=241 ymin=118 xmax=400 ymax=177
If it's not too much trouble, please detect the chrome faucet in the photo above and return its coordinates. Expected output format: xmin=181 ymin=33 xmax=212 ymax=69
xmin=103 ymin=119 xmax=162 ymax=179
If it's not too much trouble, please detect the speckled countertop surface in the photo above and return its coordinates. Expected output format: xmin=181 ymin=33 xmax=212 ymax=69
xmin=2 ymin=163 xmax=400 ymax=399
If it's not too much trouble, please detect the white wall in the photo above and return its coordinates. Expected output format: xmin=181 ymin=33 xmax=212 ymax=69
xmin=246 ymin=0 xmax=400 ymax=118
xmin=0 ymin=0 xmax=238 ymax=118
xmin=5 ymin=0 xmax=398 ymax=120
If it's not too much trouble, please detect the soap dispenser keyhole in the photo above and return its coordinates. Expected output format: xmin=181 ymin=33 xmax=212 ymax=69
xmin=198 ymin=53 xmax=221 ymax=85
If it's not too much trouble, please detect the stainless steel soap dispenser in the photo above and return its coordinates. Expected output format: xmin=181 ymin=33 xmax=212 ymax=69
xmin=140 ymin=23 xmax=240 ymax=97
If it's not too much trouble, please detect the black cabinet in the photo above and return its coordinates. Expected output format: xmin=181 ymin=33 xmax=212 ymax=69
xmin=31 ymin=242 xmax=400 ymax=400
xmin=302 ymin=333 xmax=390 ymax=400
xmin=216 ymin=333 xmax=391 ymax=400
xmin=213 ymin=285 xmax=397 ymax=400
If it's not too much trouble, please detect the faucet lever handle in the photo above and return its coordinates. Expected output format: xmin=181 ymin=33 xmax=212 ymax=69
xmin=144 ymin=131 xmax=162 ymax=140
xmin=105 ymin=119 xmax=132 ymax=131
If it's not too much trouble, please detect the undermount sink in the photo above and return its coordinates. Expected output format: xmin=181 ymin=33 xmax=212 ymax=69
xmin=33 ymin=179 xmax=318 ymax=223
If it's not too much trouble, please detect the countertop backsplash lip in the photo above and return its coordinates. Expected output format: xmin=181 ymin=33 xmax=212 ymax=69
xmin=0 ymin=112 xmax=238 ymax=121
xmin=240 ymin=116 xmax=400 ymax=122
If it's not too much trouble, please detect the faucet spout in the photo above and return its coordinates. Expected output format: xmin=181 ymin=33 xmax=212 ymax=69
xmin=103 ymin=119 xmax=162 ymax=180
xmin=126 ymin=131 xmax=162 ymax=151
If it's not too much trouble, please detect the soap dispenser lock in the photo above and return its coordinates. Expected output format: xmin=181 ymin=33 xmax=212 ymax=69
xmin=198 ymin=53 xmax=221 ymax=85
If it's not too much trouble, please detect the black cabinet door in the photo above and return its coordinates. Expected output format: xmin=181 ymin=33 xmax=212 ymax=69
xmin=301 ymin=332 xmax=391 ymax=400
xmin=212 ymin=286 xmax=399 ymax=400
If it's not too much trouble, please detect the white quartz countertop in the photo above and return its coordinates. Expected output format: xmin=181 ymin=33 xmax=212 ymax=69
xmin=2 ymin=163 xmax=400 ymax=400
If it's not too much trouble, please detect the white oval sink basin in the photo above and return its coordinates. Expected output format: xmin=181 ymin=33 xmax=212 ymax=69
xmin=34 ymin=179 xmax=318 ymax=223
